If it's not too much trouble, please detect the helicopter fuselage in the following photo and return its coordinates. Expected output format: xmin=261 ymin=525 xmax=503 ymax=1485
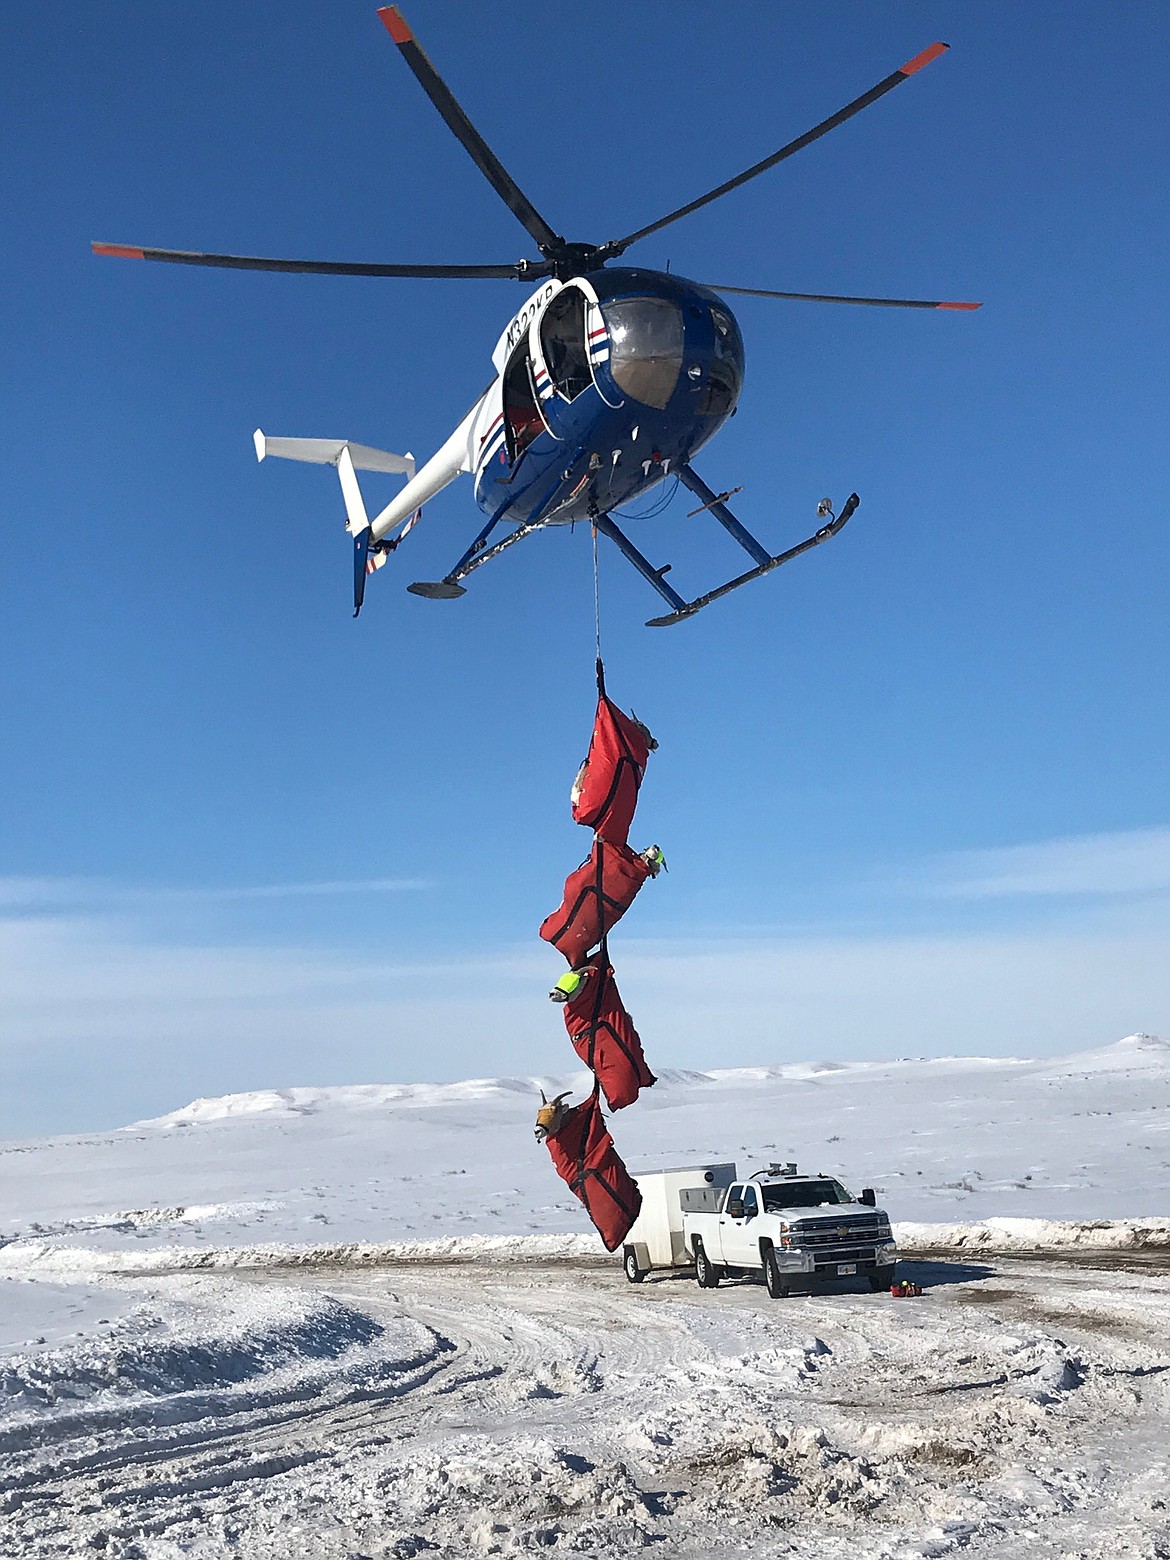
xmin=471 ymin=267 xmax=745 ymax=533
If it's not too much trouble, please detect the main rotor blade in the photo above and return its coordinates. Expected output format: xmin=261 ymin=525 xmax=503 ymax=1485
xmin=91 ymin=243 xmax=540 ymax=280
xmin=710 ymin=282 xmax=981 ymax=310
xmin=377 ymin=7 xmax=564 ymax=258
xmin=601 ymin=41 xmax=951 ymax=259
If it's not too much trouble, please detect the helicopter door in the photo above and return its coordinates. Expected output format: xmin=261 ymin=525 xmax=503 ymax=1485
xmin=502 ymin=339 xmax=547 ymax=465
xmin=538 ymin=286 xmax=592 ymax=402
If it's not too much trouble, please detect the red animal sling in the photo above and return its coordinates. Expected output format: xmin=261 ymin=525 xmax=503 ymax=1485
xmin=544 ymin=1093 xmax=642 ymax=1252
xmin=571 ymin=696 xmax=654 ymax=847
xmin=539 ymin=839 xmax=653 ymax=967
xmin=561 ymin=961 xmax=655 ymax=1111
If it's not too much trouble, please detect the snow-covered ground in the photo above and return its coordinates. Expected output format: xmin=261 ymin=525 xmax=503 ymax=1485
xmin=2 ymin=1035 xmax=1170 ymax=1556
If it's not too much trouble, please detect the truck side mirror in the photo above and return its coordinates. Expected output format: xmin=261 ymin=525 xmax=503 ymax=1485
xmin=726 ymin=1197 xmax=744 ymax=1219
xmin=860 ymin=1187 xmax=876 ymax=1207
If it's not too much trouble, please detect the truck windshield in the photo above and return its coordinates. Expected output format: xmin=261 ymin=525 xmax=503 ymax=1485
xmin=760 ymin=1180 xmax=852 ymax=1211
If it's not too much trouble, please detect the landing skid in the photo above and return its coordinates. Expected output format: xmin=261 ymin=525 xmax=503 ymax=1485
xmin=407 ymin=579 xmax=466 ymax=599
xmin=407 ymin=474 xmax=578 ymax=601
xmin=645 ymin=489 xmax=860 ymax=627
xmin=403 ymin=465 xmax=858 ymax=627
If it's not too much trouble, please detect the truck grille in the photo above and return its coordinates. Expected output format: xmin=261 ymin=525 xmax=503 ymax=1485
xmin=811 ymin=1247 xmax=876 ymax=1267
xmin=788 ymin=1216 xmax=888 ymax=1249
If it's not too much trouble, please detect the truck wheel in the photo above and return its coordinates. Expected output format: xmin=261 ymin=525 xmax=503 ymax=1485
xmin=870 ymin=1264 xmax=897 ymax=1292
xmin=762 ymin=1245 xmax=789 ymax=1300
xmin=694 ymin=1241 xmax=719 ymax=1289
xmin=624 ymin=1248 xmax=646 ymax=1284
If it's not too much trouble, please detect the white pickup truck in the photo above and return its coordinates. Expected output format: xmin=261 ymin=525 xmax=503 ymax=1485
xmin=622 ymin=1161 xmax=897 ymax=1298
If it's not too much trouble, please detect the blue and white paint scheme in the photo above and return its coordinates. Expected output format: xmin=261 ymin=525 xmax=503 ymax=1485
xmin=228 ymin=16 xmax=974 ymax=623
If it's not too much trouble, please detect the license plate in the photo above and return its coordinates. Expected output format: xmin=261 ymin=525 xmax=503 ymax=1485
xmin=837 ymin=1263 xmax=857 ymax=1276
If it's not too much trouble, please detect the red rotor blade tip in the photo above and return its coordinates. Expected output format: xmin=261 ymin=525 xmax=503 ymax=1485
xmin=92 ymin=242 xmax=145 ymax=260
xmin=937 ymin=301 xmax=982 ymax=311
xmin=899 ymin=41 xmax=949 ymax=76
xmin=377 ymin=6 xmax=413 ymax=44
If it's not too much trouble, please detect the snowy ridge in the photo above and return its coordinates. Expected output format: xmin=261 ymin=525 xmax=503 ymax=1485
xmin=127 ymin=1033 xmax=1170 ymax=1131
xmin=134 ymin=1059 xmax=1006 ymax=1128
xmin=136 ymin=1074 xmax=599 ymax=1127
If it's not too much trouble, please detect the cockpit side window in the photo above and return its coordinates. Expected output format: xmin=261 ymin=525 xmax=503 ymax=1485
xmin=698 ymin=304 xmax=744 ymax=419
xmin=540 ymin=287 xmax=592 ymax=402
xmin=502 ymin=338 xmax=546 ymax=463
xmin=601 ymin=295 xmax=684 ymax=409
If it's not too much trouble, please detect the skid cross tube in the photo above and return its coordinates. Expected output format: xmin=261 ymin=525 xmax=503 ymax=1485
xmin=439 ymin=509 xmax=503 ymax=581
xmin=645 ymin=492 xmax=860 ymax=626
xmin=407 ymin=477 xmax=572 ymax=600
xmin=590 ymin=513 xmax=687 ymax=614
xmin=678 ymin=465 xmax=770 ymax=566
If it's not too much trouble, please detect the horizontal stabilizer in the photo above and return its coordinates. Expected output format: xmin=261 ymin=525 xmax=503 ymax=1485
xmin=253 ymin=430 xmax=415 ymax=480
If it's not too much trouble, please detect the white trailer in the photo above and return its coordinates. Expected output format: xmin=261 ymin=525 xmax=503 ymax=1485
xmin=621 ymin=1163 xmax=736 ymax=1283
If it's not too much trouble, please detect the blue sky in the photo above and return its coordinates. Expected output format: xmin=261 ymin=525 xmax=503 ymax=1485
xmin=2 ymin=3 xmax=1168 ymax=1138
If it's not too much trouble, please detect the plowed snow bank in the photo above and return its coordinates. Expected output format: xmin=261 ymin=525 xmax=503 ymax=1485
xmin=5 ymin=1219 xmax=1169 ymax=1283
xmin=898 ymin=1216 xmax=1170 ymax=1252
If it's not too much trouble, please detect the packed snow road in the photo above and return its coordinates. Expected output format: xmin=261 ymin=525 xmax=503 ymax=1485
xmin=3 ymin=1253 xmax=1170 ymax=1559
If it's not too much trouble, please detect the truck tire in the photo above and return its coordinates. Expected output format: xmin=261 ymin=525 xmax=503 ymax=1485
xmin=694 ymin=1240 xmax=720 ymax=1289
xmin=624 ymin=1247 xmax=646 ymax=1284
xmin=762 ymin=1243 xmax=790 ymax=1300
xmin=870 ymin=1264 xmax=897 ymax=1292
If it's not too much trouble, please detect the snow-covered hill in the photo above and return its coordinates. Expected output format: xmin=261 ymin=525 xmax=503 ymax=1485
xmin=3 ymin=1035 xmax=1168 ymax=1274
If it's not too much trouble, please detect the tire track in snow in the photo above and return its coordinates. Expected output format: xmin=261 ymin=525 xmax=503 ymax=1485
xmin=4 ymin=1258 xmax=1170 ymax=1557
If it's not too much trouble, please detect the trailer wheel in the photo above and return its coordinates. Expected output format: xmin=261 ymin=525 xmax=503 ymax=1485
xmin=624 ymin=1247 xmax=646 ymax=1284
xmin=762 ymin=1244 xmax=789 ymax=1300
xmin=694 ymin=1240 xmax=719 ymax=1289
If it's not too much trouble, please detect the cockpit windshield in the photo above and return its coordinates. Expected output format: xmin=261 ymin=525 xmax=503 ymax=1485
xmin=760 ymin=1179 xmax=853 ymax=1211
xmin=600 ymin=295 xmax=684 ymax=409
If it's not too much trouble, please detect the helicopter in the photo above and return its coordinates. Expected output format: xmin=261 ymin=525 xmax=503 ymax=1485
xmin=94 ymin=7 xmax=979 ymax=626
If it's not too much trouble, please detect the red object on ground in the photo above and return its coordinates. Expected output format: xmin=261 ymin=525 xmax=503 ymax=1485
xmin=561 ymin=962 xmax=656 ymax=1111
xmin=544 ymin=1093 xmax=642 ymax=1251
xmin=571 ymin=697 xmax=653 ymax=847
xmin=891 ymin=1281 xmax=924 ymax=1297
xmin=539 ymin=840 xmax=653 ymax=966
